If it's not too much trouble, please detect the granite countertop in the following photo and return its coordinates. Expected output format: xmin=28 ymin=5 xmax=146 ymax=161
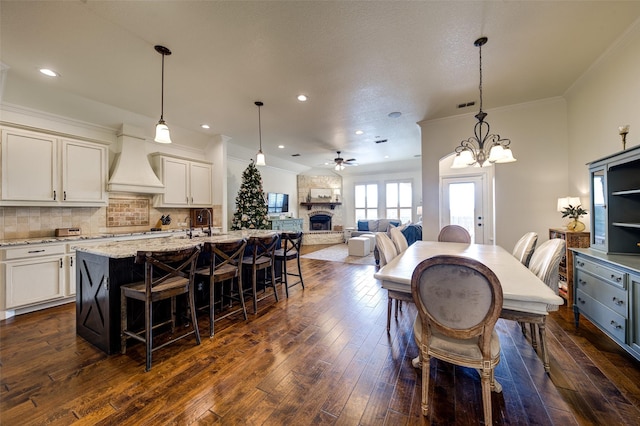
xmin=0 ymin=228 xmax=195 ymax=248
xmin=73 ymin=230 xmax=278 ymax=259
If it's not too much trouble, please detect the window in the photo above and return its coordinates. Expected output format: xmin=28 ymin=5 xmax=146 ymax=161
xmin=355 ymin=183 xmax=378 ymax=220
xmin=386 ymin=181 xmax=412 ymax=223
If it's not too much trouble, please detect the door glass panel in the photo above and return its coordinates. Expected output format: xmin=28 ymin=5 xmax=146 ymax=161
xmin=593 ymin=169 xmax=606 ymax=246
xmin=448 ymin=182 xmax=475 ymax=242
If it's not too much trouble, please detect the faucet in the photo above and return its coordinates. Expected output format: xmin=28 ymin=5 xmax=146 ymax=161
xmin=198 ymin=209 xmax=213 ymax=236
xmin=184 ymin=216 xmax=193 ymax=239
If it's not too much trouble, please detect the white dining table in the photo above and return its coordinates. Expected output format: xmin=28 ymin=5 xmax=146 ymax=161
xmin=373 ymin=241 xmax=565 ymax=372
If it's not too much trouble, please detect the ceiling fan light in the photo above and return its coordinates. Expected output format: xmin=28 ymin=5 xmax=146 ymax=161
xmin=154 ymin=120 xmax=172 ymax=144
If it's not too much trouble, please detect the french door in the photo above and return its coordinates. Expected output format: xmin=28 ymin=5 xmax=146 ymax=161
xmin=441 ymin=175 xmax=485 ymax=244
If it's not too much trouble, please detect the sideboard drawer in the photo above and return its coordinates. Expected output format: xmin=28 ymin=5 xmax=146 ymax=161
xmin=575 ymin=269 xmax=628 ymax=317
xmin=575 ymin=256 xmax=625 ymax=289
xmin=576 ymin=289 xmax=627 ymax=343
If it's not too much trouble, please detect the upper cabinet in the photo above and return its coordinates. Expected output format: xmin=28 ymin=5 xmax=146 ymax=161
xmin=151 ymin=154 xmax=212 ymax=208
xmin=0 ymin=127 xmax=108 ymax=207
xmin=588 ymin=145 xmax=640 ymax=254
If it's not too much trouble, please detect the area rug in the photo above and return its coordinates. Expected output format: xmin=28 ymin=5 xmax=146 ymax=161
xmin=301 ymin=243 xmax=375 ymax=265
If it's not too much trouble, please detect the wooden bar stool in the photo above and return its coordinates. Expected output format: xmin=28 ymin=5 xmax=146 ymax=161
xmin=274 ymin=231 xmax=304 ymax=297
xmin=120 ymin=246 xmax=201 ymax=372
xmin=241 ymin=233 xmax=279 ymax=314
xmin=195 ymin=238 xmax=247 ymax=337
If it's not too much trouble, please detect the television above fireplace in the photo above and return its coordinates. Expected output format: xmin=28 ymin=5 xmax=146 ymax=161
xmin=267 ymin=192 xmax=289 ymax=213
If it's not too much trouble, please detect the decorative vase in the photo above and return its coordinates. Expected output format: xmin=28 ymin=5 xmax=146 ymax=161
xmin=567 ymin=219 xmax=586 ymax=232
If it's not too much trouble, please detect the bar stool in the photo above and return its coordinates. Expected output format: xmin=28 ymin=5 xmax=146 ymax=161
xmin=120 ymin=246 xmax=201 ymax=372
xmin=274 ymin=231 xmax=304 ymax=298
xmin=242 ymin=233 xmax=279 ymax=314
xmin=195 ymin=238 xmax=247 ymax=337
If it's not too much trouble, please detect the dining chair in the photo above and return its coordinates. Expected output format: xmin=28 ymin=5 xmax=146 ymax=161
xmin=503 ymin=238 xmax=565 ymax=372
xmin=437 ymin=224 xmax=471 ymax=243
xmin=242 ymin=233 xmax=280 ymax=314
xmin=195 ymin=238 xmax=247 ymax=338
xmin=512 ymin=231 xmax=538 ymax=267
xmin=390 ymin=226 xmax=409 ymax=253
xmin=376 ymin=233 xmax=409 ymax=332
xmin=274 ymin=231 xmax=304 ymax=298
xmin=411 ymin=254 xmax=503 ymax=425
xmin=120 ymin=246 xmax=201 ymax=371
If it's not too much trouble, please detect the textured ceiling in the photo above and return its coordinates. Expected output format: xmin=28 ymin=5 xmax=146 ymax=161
xmin=2 ymin=1 xmax=640 ymax=171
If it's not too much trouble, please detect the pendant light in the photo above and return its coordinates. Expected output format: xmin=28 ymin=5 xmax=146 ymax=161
xmin=451 ymin=37 xmax=516 ymax=168
xmin=154 ymin=45 xmax=172 ymax=144
xmin=255 ymin=101 xmax=266 ymax=166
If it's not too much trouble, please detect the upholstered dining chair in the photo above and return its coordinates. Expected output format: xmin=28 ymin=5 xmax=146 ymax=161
xmin=376 ymin=233 xmax=409 ymax=332
xmin=512 ymin=232 xmax=538 ymax=267
xmin=274 ymin=231 xmax=304 ymax=298
xmin=437 ymin=224 xmax=471 ymax=243
xmin=195 ymin=238 xmax=247 ymax=338
xmin=389 ymin=226 xmax=409 ymax=253
xmin=120 ymin=246 xmax=201 ymax=371
xmin=411 ymin=255 xmax=503 ymax=425
xmin=241 ymin=233 xmax=279 ymax=314
xmin=503 ymin=238 xmax=565 ymax=372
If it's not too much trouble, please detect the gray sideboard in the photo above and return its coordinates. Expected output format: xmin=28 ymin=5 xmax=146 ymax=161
xmin=572 ymin=248 xmax=640 ymax=361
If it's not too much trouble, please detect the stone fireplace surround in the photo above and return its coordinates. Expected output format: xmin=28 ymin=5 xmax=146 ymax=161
xmin=297 ymin=175 xmax=343 ymax=245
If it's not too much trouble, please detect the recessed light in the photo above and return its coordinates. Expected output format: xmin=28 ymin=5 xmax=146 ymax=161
xmin=297 ymin=95 xmax=308 ymax=102
xmin=201 ymin=124 xmax=210 ymax=129
xmin=39 ymin=68 xmax=58 ymax=77
xmin=388 ymin=111 xmax=402 ymax=118
xmin=384 ymin=155 xmax=389 ymax=159
xmin=355 ymin=130 xmax=364 ymax=135
xmin=278 ymin=145 xmax=284 ymax=149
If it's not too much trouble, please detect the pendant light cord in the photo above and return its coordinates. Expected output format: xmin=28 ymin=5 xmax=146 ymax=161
xmin=258 ymin=103 xmax=262 ymax=151
xmin=160 ymin=52 xmax=165 ymax=120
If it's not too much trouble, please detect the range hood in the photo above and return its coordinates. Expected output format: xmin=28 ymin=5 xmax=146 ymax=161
xmin=107 ymin=124 xmax=164 ymax=194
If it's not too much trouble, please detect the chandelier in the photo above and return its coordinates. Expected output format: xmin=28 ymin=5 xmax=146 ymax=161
xmin=451 ymin=37 xmax=516 ymax=168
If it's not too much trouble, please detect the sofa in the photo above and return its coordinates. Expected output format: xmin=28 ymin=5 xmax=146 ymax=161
xmin=352 ymin=219 xmax=422 ymax=264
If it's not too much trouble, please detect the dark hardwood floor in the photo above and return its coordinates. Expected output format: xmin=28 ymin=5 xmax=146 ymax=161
xmin=1 ymin=244 xmax=640 ymax=425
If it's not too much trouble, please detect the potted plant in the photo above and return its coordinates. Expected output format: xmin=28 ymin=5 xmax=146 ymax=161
xmin=561 ymin=204 xmax=588 ymax=232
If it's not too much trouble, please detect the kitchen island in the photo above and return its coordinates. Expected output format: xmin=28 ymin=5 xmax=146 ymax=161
xmin=74 ymin=231 xmax=276 ymax=354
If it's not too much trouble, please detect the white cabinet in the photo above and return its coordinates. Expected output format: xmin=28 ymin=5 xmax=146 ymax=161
xmin=0 ymin=127 xmax=108 ymax=206
xmin=1 ymin=244 xmax=66 ymax=310
xmin=151 ymin=154 xmax=212 ymax=207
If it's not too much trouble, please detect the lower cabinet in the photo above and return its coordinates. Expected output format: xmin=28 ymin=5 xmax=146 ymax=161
xmin=573 ymin=249 xmax=640 ymax=360
xmin=1 ymin=243 xmax=67 ymax=310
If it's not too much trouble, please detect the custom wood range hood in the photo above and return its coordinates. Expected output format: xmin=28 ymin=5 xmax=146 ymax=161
xmin=107 ymin=124 xmax=165 ymax=194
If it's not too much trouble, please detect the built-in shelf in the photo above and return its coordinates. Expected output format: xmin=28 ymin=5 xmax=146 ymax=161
xmin=300 ymin=202 xmax=342 ymax=210
xmin=612 ymin=189 xmax=640 ymax=196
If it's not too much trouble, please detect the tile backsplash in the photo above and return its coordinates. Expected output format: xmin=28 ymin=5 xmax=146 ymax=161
xmin=0 ymin=194 xmax=220 ymax=240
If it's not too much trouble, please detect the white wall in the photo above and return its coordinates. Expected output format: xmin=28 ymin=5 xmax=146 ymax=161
xmin=420 ymin=98 xmax=569 ymax=250
xmin=565 ymin=20 xmax=640 ymax=209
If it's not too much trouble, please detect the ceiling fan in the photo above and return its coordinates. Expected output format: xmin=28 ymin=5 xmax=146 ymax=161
xmin=333 ymin=151 xmax=357 ymax=171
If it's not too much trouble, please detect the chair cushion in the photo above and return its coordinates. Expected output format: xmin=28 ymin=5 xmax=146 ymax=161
xmin=413 ymin=316 xmax=501 ymax=362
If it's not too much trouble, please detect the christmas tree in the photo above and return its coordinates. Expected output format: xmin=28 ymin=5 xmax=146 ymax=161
xmin=231 ymin=160 xmax=269 ymax=230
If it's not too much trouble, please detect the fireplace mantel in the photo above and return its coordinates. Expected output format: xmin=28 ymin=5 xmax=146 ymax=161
xmin=300 ymin=202 xmax=341 ymax=210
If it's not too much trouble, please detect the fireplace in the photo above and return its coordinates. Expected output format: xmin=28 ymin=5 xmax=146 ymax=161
xmin=309 ymin=214 xmax=332 ymax=231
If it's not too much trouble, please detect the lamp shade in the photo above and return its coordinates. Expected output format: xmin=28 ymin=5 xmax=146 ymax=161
xmin=557 ymin=196 xmax=581 ymax=212
xmin=154 ymin=121 xmax=172 ymax=144
xmin=256 ymin=150 xmax=266 ymax=166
